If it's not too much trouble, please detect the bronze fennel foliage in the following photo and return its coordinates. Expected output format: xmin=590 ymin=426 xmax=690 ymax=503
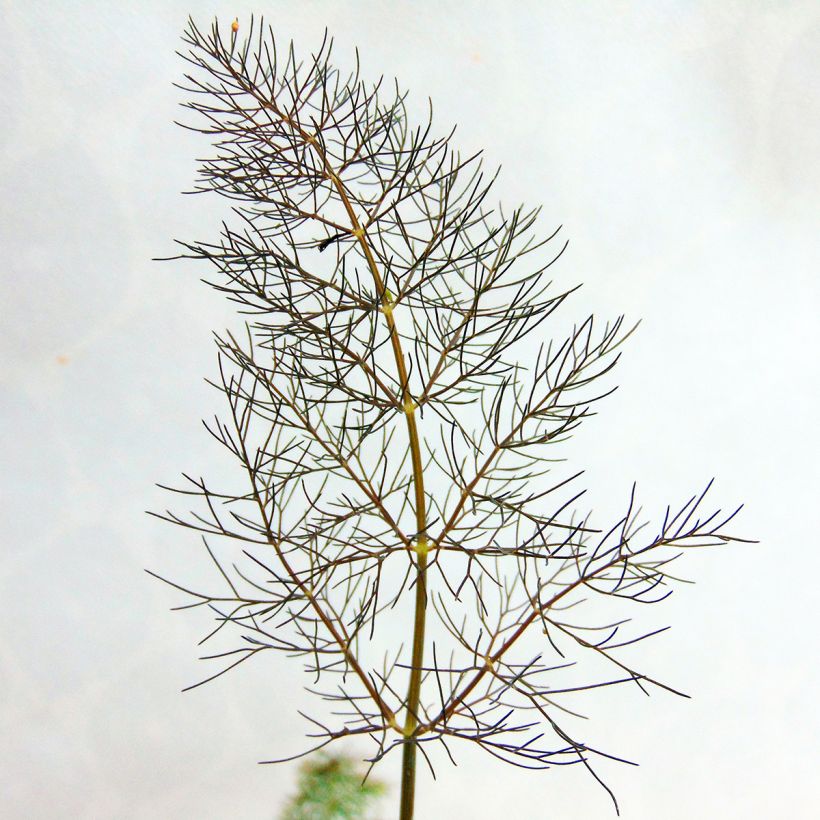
xmin=151 ymin=16 xmax=750 ymax=818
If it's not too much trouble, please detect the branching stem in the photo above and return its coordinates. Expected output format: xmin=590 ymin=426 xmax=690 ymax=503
xmin=292 ymin=105 xmax=430 ymax=818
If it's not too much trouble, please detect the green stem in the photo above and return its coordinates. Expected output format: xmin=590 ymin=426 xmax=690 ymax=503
xmin=399 ymin=544 xmax=428 ymax=819
xmin=326 ymin=171 xmax=429 ymax=820
xmin=281 ymin=118 xmax=430 ymax=818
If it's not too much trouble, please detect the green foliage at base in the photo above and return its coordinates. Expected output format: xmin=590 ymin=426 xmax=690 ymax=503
xmin=280 ymin=754 xmax=387 ymax=820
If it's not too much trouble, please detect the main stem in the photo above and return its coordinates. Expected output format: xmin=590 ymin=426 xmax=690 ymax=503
xmin=356 ymin=238 xmax=428 ymax=820
xmin=361 ymin=244 xmax=428 ymax=820
xmin=399 ymin=542 xmax=427 ymax=819
xmin=329 ymin=174 xmax=428 ymax=820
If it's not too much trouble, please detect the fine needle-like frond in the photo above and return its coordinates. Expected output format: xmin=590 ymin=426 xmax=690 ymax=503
xmin=151 ymin=17 xmax=751 ymax=818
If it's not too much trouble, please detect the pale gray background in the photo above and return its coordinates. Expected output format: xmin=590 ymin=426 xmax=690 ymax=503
xmin=1 ymin=1 xmax=818 ymax=818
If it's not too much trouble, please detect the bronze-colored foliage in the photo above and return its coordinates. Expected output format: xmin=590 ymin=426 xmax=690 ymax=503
xmin=151 ymin=17 xmax=750 ymax=817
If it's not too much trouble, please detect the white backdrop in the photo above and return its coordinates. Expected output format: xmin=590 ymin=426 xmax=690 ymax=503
xmin=1 ymin=1 xmax=818 ymax=818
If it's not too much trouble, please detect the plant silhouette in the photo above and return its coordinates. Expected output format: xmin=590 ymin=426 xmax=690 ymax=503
xmin=151 ymin=17 xmax=750 ymax=818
